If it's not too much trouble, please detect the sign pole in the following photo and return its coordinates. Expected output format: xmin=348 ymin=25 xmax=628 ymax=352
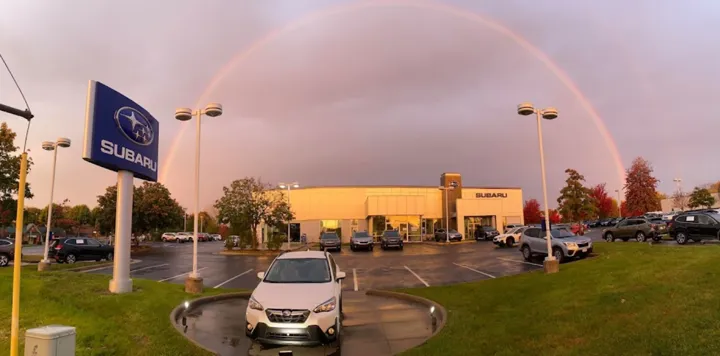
xmin=109 ymin=170 xmax=133 ymax=293
xmin=9 ymin=152 xmax=28 ymax=356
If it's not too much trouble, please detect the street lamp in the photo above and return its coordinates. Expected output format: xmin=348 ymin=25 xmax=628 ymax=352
xmin=438 ymin=182 xmax=457 ymax=243
xmin=278 ymin=182 xmax=299 ymax=250
xmin=38 ymin=138 xmax=71 ymax=271
xmin=517 ymin=102 xmax=559 ymax=273
xmin=175 ymin=103 xmax=223 ymax=293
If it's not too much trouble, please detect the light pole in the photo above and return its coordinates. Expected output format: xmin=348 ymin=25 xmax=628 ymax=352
xmin=438 ymin=182 xmax=457 ymax=243
xmin=278 ymin=182 xmax=299 ymax=249
xmin=38 ymin=138 xmax=71 ymax=272
xmin=517 ymin=102 xmax=559 ymax=274
xmin=175 ymin=103 xmax=223 ymax=294
xmin=615 ymin=189 xmax=622 ymax=217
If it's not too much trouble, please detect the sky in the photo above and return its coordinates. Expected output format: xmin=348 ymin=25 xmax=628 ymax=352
xmin=1 ymin=0 xmax=720 ymax=210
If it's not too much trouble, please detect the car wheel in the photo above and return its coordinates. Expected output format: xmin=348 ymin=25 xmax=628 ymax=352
xmin=635 ymin=231 xmax=646 ymax=242
xmin=676 ymin=232 xmax=687 ymax=245
xmin=652 ymin=235 xmax=661 ymax=242
xmin=66 ymin=254 xmax=77 ymax=264
xmin=0 ymin=253 xmax=9 ymax=267
xmin=604 ymin=232 xmax=615 ymax=242
xmin=176 ymin=238 xmax=180 ymax=243
xmin=107 ymin=252 xmax=113 ymax=261
xmin=521 ymin=245 xmax=532 ymax=261
xmin=553 ymin=247 xmax=564 ymax=263
xmin=506 ymin=237 xmax=515 ymax=248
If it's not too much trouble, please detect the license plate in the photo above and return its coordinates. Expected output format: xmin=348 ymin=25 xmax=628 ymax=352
xmin=582 ymin=248 xmax=588 ymax=252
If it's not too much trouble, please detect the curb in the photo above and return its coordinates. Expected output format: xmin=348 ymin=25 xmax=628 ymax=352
xmin=170 ymin=292 xmax=252 ymax=355
xmin=218 ymin=243 xmax=309 ymax=256
xmin=415 ymin=240 xmax=478 ymax=246
xmin=365 ymin=289 xmax=448 ymax=338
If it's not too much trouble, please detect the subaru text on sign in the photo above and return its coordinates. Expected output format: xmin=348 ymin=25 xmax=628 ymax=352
xmin=82 ymin=80 xmax=159 ymax=181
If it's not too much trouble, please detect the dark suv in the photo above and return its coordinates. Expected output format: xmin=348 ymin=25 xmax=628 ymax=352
xmin=381 ymin=230 xmax=404 ymax=250
xmin=602 ymin=218 xmax=659 ymax=242
xmin=668 ymin=212 xmax=720 ymax=244
xmin=319 ymin=232 xmax=341 ymax=252
xmin=49 ymin=237 xmax=114 ymax=263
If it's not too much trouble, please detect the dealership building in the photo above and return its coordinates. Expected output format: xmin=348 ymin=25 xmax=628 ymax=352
xmin=262 ymin=173 xmax=524 ymax=243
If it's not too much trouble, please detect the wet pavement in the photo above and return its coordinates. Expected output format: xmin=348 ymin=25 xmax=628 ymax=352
xmin=80 ymin=240 xmax=544 ymax=290
xmin=179 ymin=291 xmax=435 ymax=356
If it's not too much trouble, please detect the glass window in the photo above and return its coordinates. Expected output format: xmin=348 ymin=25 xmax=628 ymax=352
xmin=75 ymin=239 xmax=86 ymax=245
xmin=686 ymin=215 xmax=697 ymax=223
xmin=383 ymin=230 xmax=400 ymax=237
xmin=697 ymin=215 xmax=711 ymax=224
xmin=86 ymin=239 xmax=100 ymax=246
xmin=65 ymin=239 xmax=77 ymax=245
xmin=353 ymin=231 xmax=370 ymax=238
xmin=321 ymin=233 xmax=339 ymax=240
xmin=676 ymin=216 xmax=686 ymax=222
xmin=0 ymin=240 xmax=9 ymax=245
xmin=550 ymin=229 xmax=575 ymax=238
xmin=525 ymin=228 xmax=540 ymax=238
xmin=264 ymin=258 xmax=331 ymax=283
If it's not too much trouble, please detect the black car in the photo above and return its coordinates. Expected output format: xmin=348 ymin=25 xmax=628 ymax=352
xmin=49 ymin=237 xmax=114 ymax=264
xmin=319 ymin=232 xmax=341 ymax=252
xmin=668 ymin=212 xmax=720 ymax=244
xmin=381 ymin=230 xmax=404 ymax=250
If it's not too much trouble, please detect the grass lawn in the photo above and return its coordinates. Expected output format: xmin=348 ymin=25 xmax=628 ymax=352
xmin=0 ymin=264 xmax=231 ymax=356
xmin=402 ymin=242 xmax=720 ymax=356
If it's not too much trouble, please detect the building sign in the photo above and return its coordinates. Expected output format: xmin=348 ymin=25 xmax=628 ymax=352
xmin=476 ymin=192 xmax=508 ymax=198
xmin=82 ymin=81 xmax=159 ymax=181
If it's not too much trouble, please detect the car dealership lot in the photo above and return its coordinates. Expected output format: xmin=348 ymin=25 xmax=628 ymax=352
xmin=82 ymin=241 xmax=543 ymax=290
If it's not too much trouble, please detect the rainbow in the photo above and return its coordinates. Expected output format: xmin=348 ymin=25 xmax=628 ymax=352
xmin=160 ymin=0 xmax=625 ymax=188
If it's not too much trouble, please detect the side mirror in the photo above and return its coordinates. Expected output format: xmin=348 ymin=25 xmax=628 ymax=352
xmin=257 ymin=271 xmax=265 ymax=280
xmin=336 ymin=271 xmax=346 ymax=281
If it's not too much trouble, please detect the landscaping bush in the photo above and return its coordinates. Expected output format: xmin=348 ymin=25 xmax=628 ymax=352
xmin=238 ymin=230 xmax=254 ymax=250
xmin=266 ymin=233 xmax=286 ymax=250
xmin=224 ymin=237 xmax=234 ymax=250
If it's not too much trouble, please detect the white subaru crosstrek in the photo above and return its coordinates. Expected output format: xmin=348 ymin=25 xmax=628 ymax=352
xmin=245 ymin=250 xmax=346 ymax=346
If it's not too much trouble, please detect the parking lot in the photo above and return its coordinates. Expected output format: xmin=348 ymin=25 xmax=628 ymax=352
xmin=81 ymin=240 xmax=544 ymax=290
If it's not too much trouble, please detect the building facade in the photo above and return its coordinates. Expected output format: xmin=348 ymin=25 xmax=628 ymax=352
xmin=261 ymin=173 xmax=523 ymax=243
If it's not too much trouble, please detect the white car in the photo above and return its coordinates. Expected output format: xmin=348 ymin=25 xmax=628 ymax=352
xmin=212 ymin=234 xmax=222 ymax=241
xmin=493 ymin=226 xmax=527 ymax=247
xmin=174 ymin=232 xmax=191 ymax=243
xmin=245 ymin=250 xmax=346 ymax=346
xmin=161 ymin=232 xmax=176 ymax=242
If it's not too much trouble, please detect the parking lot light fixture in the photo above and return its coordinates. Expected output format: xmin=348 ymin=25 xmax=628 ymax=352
xmin=517 ymin=102 xmax=558 ymax=273
xmin=39 ymin=138 xmax=71 ymax=272
xmin=278 ymin=182 xmax=299 ymax=249
xmin=175 ymin=103 xmax=223 ymax=293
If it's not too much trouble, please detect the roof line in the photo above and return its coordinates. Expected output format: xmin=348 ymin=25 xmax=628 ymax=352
xmin=277 ymin=185 xmax=523 ymax=190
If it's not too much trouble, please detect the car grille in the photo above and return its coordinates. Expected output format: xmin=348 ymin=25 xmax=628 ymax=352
xmin=265 ymin=309 xmax=310 ymax=323
xmin=265 ymin=327 xmax=311 ymax=341
xmin=578 ymin=243 xmax=589 ymax=248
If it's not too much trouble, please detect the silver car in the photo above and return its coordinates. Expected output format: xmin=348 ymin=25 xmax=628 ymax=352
xmin=350 ymin=231 xmax=374 ymax=251
xmin=519 ymin=227 xmax=593 ymax=262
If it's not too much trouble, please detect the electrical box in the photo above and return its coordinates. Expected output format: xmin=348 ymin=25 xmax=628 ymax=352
xmin=24 ymin=325 xmax=76 ymax=356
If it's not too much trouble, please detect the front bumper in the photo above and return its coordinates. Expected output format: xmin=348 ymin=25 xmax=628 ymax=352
xmin=246 ymin=308 xmax=339 ymax=346
xmin=351 ymin=241 xmax=373 ymax=249
xmin=565 ymin=245 xmax=593 ymax=257
xmin=321 ymin=243 xmax=341 ymax=250
xmin=382 ymin=240 xmax=403 ymax=248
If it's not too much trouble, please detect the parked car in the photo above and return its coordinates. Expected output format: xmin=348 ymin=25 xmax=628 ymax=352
xmin=246 ymin=250 xmax=345 ymax=346
xmin=481 ymin=226 xmax=500 ymax=240
xmin=0 ymin=238 xmax=16 ymax=267
xmin=504 ymin=224 xmax=524 ymax=233
xmin=350 ymin=231 xmax=374 ymax=251
xmin=211 ymin=234 xmax=222 ymax=241
xmin=668 ymin=212 xmax=720 ymax=244
xmin=196 ymin=233 xmax=210 ymax=242
xmin=161 ymin=232 xmax=177 ymax=242
xmin=493 ymin=226 xmax=527 ymax=247
xmin=319 ymin=232 xmax=341 ymax=252
xmin=175 ymin=232 xmax=191 ymax=243
xmin=381 ymin=230 xmax=404 ymax=250
xmin=229 ymin=235 xmax=240 ymax=247
xmin=602 ymin=218 xmax=659 ymax=242
xmin=434 ymin=228 xmax=462 ymax=242
xmin=49 ymin=237 xmax=114 ymax=264
xmin=519 ymin=227 xmax=593 ymax=262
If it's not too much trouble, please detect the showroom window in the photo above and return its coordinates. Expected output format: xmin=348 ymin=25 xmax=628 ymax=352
xmin=321 ymin=220 xmax=342 ymax=238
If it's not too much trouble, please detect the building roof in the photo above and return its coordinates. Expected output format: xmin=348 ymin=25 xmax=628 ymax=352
xmin=277 ymin=250 xmax=328 ymax=259
xmin=279 ymin=185 xmax=522 ymax=191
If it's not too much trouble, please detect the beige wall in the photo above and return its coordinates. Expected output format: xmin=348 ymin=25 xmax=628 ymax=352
xmin=456 ymin=188 xmax=524 ymax=235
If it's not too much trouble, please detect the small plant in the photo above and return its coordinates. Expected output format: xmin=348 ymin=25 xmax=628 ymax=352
xmin=224 ymin=237 xmax=234 ymax=250
xmin=266 ymin=233 xmax=286 ymax=251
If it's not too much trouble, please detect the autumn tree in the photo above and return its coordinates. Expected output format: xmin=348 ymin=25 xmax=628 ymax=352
xmin=24 ymin=207 xmax=42 ymax=225
xmin=589 ymin=183 xmax=614 ymax=219
xmin=0 ymin=123 xmax=33 ymax=201
xmin=523 ymin=199 xmax=542 ymax=224
xmin=545 ymin=209 xmax=561 ymax=224
xmin=557 ymin=169 xmax=596 ymax=222
xmin=66 ymin=204 xmax=92 ymax=225
xmin=672 ymin=190 xmax=688 ymax=211
xmin=610 ymin=198 xmax=620 ymax=217
xmin=624 ymin=157 xmax=661 ymax=214
xmin=688 ymin=187 xmax=715 ymax=209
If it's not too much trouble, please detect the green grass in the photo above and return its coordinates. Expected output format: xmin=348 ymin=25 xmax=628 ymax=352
xmin=400 ymin=243 xmax=720 ymax=356
xmin=0 ymin=266 xmax=233 ymax=356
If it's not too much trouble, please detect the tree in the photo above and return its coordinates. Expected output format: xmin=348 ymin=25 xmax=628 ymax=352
xmin=523 ymin=199 xmax=542 ymax=224
xmin=132 ymin=182 xmax=184 ymax=235
xmin=0 ymin=122 xmax=33 ymax=202
xmin=672 ymin=190 xmax=688 ymax=211
xmin=547 ymin=209 xmax=561 ymax=224
xmin=66 ymin=204 xmax=92 ymax=225
xmin=688 ymin=187 xmax=716 ymax=209
xmin=25 ymin=207 xmax=42 ymax=225
xmin=557 ymin=169 xmax=596 ymax=222
xmin=214 ymin=177 xmax=295 ymax=249
xmin=95 ymin=185 xmax=118 ymax=235
xmin=624 ymin=157 xmax=661 ymax=214
xmin=610 ymin=198 xmax=620 ymax=217
xmin=589 ymin=183 xmax=614 ymax=219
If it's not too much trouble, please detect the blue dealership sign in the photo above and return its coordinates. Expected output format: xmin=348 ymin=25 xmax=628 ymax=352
xmin=82 ymin=81 xmax=159 ymax=181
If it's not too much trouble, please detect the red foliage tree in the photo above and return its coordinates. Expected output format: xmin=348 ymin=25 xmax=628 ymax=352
xmin=589 ymin=183 xmax=614 ymax=219
xmin=218 ymin=224 xmax=229 ymax=239
xmin=523 ymin=199 xmax=543 ymax=224
xmin=624 ymin=157 xmax=661 ymax=214
xmin=620 ymin=201 xmax=642 ymax=217
xmin=548 ymin=209 xmax=561 ymax=224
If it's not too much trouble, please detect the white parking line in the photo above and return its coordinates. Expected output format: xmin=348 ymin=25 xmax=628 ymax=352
xmin=497 ymin=257 xmax=543 ymax=267
xmin=352 ymin=268 xmax=358 ymax=291
xmin=81 ymin=259 xmax=141 ymax=273
xmin=130 ymin=263 xmax=168 ymax=273
xmin=213 ymin=269 xmax=254 ymax=289
xmin=404 ymin=265 xmax=429 ymax=287
xmin=453 ymin=263 xmax=496 ymax=278
xmin=159 ymin=267 xmax=208 ymax=282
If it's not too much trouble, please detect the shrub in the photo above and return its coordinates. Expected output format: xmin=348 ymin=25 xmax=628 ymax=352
xmin=224 ymin=237 xmax=234 ymax=250
xmin=267 ymin=233 xmax=286 ymax=251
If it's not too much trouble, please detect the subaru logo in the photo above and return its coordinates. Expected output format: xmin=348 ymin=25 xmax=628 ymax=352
xmin=114 ymin=106 xmax=154 ymax=146
xmin=282 ymin=310 xmax=291 ymax=317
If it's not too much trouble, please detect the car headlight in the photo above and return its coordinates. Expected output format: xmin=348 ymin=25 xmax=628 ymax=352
xmin=313 ymin=297 xmax=336 ymax=313
xmin=563 ymin=242 xmax=578 ymax=249
xmin=248 ymin=296 xmax=264 ymax=311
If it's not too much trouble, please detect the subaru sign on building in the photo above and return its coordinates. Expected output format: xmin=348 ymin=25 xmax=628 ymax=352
xmin=82 ymin=81 xmax=159 ymax=181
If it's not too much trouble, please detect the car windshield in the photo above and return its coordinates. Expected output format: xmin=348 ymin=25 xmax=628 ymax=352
xmin=354 ymin=232 xmax=370 ymax=238
xmin=383 ymin=231 xmax=400 ymax=237
xmin=321 ymin=233 xmax=338 ymax=240
xmin=448 ymin=229 xmax=458 ymax=233
xmin=264 ymin=258 xmax=331 ymax=283
xmin=485 ymin=226 xmax=497 ymax=231
xmin=550 ymin=229 xmax=576 ymax=238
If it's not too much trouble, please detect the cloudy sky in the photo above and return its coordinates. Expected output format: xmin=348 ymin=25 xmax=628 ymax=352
xmin=1 ymin=0 xmax=719 ymax=210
